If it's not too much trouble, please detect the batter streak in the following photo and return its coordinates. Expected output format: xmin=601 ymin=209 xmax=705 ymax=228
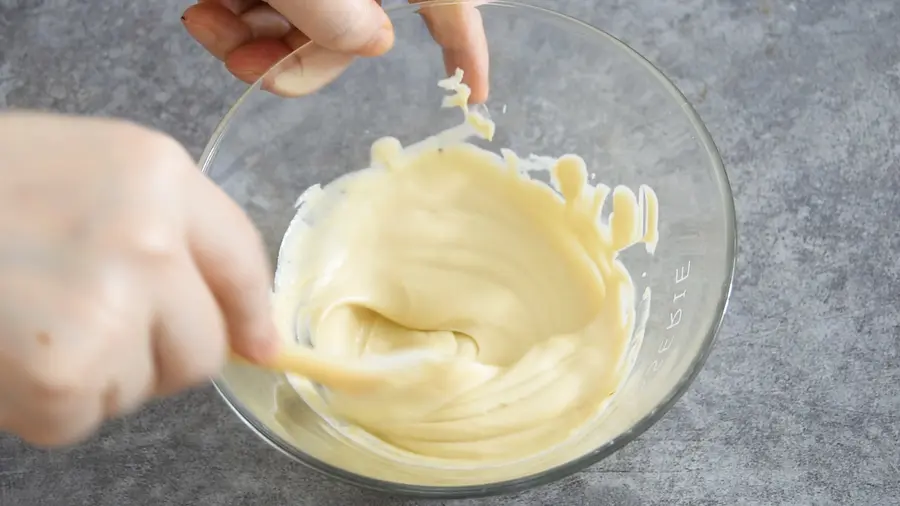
xmin=270 ymin=69 xmax=659 ymax=465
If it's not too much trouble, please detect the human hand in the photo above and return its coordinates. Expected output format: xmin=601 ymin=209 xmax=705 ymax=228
xmin=0 ymin=113 xmax=279 ymax=447
xmin=181 ymin=0 xmax=489 ymax=101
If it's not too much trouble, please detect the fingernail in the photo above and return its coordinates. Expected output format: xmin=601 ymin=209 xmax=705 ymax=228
xmin=358 ymin=20 xmax=395 ymax=57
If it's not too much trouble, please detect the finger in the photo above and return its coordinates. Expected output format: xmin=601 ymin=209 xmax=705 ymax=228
xmin=228 ymin=28 xmax=353 ymax=97
xmin=241 ymin=4 xmax=292 ymax=39
xmin=0 ymin=259 xmax=150 ymax=444
xmin=102 ymin=351 xmax=154 ymax=418
xmin=182 ymin=170 xmax=279 ymax=363
xmin=225 ymin=38 xmax=295 ymax=85
xmin=264 ymin=0 xmax=394 ymax=56
xmin=224 ymin=31 xmax=352 ymax=97
xmin=151 ymin=252 xmax=228 ymax=397
xmin=183 ymin=3 xmax=292 ymax=61
xmin=183 ymin=2 xmax=252 ymax=61
xmin=284 ymin=28 xmax=313 ymax=50
xmin=102 ymin=302 xmax=155 ymax=418
xmin=0 ymin=312 xmax=108 ymax=447
xmin=0 ymin=358 xmax=102 ymax=447
xmin=260 ymin=41 xmax=355 ymax=97
xmin=5 ymin=393 xmax=103 ymax=448
xmin=414 ymin=0 xmax=490 ymax=103
xmin=225 ymin=29 xmax=311 ymax=87
xmin=225 ymin=36 xmax=353 ymax=97
xmin=0 ymin=388 xmax=12 ymax=433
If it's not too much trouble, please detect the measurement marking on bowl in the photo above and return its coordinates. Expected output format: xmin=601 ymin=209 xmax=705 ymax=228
xmin=650 ymin=261 xmax=691 ymax=374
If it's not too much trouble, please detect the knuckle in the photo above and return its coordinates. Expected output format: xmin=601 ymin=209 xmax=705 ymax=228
xmin=121 ymin=124 xmax=194 ymax=189
xmin=90 ymin=122 xmax=192 ymax=263
xmin=24 ymin=313 xmax=126 ymax=402
xmin=26 ymin=360 xmax=90 ymax=400
xmin=122 ymin=222 xmax=184 ymax=265
xmin=127 ymin=153 xmax=191 ymax=261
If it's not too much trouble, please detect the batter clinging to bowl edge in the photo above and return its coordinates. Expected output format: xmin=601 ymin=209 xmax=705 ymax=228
xmin=271 ymin=69 xmax=660 ymax=465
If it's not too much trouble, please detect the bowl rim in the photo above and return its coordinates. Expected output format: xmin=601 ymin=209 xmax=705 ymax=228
xmin=203 ymin=0 xmax=738 ymax=499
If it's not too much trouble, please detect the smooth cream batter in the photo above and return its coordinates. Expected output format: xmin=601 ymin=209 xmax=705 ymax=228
xmin=270 ymin=69 xmax=659 ymax=466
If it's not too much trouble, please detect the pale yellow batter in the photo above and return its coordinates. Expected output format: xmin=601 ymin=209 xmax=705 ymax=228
xmin=270 ymin=69 xmax=659 ymax=466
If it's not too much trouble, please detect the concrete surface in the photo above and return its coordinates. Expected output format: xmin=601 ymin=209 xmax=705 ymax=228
xmin=1 ymin=0 xmax=899 ymax=504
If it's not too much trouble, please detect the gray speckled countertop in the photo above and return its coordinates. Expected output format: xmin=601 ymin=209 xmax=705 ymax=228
xmin=1 ymin=0 xmax=899 ymax=504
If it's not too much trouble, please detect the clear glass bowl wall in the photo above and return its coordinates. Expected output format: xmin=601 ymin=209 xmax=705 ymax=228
xmin=202 ymin=0 xmax=735 ymax=498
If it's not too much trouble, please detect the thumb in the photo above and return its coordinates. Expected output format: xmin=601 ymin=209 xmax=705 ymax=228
xmin=265 ymin=0 xmax=394 ymax=56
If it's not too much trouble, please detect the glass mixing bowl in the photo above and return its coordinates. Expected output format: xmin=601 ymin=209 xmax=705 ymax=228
xmin=202 ymin=0 xmax=736 ymax=498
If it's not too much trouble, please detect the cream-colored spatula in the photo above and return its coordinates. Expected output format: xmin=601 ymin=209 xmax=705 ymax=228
xmin=229 ymin=346 xmax=442 ymax=396
xmin=231 ymin=343 xmax=503 ymax=423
